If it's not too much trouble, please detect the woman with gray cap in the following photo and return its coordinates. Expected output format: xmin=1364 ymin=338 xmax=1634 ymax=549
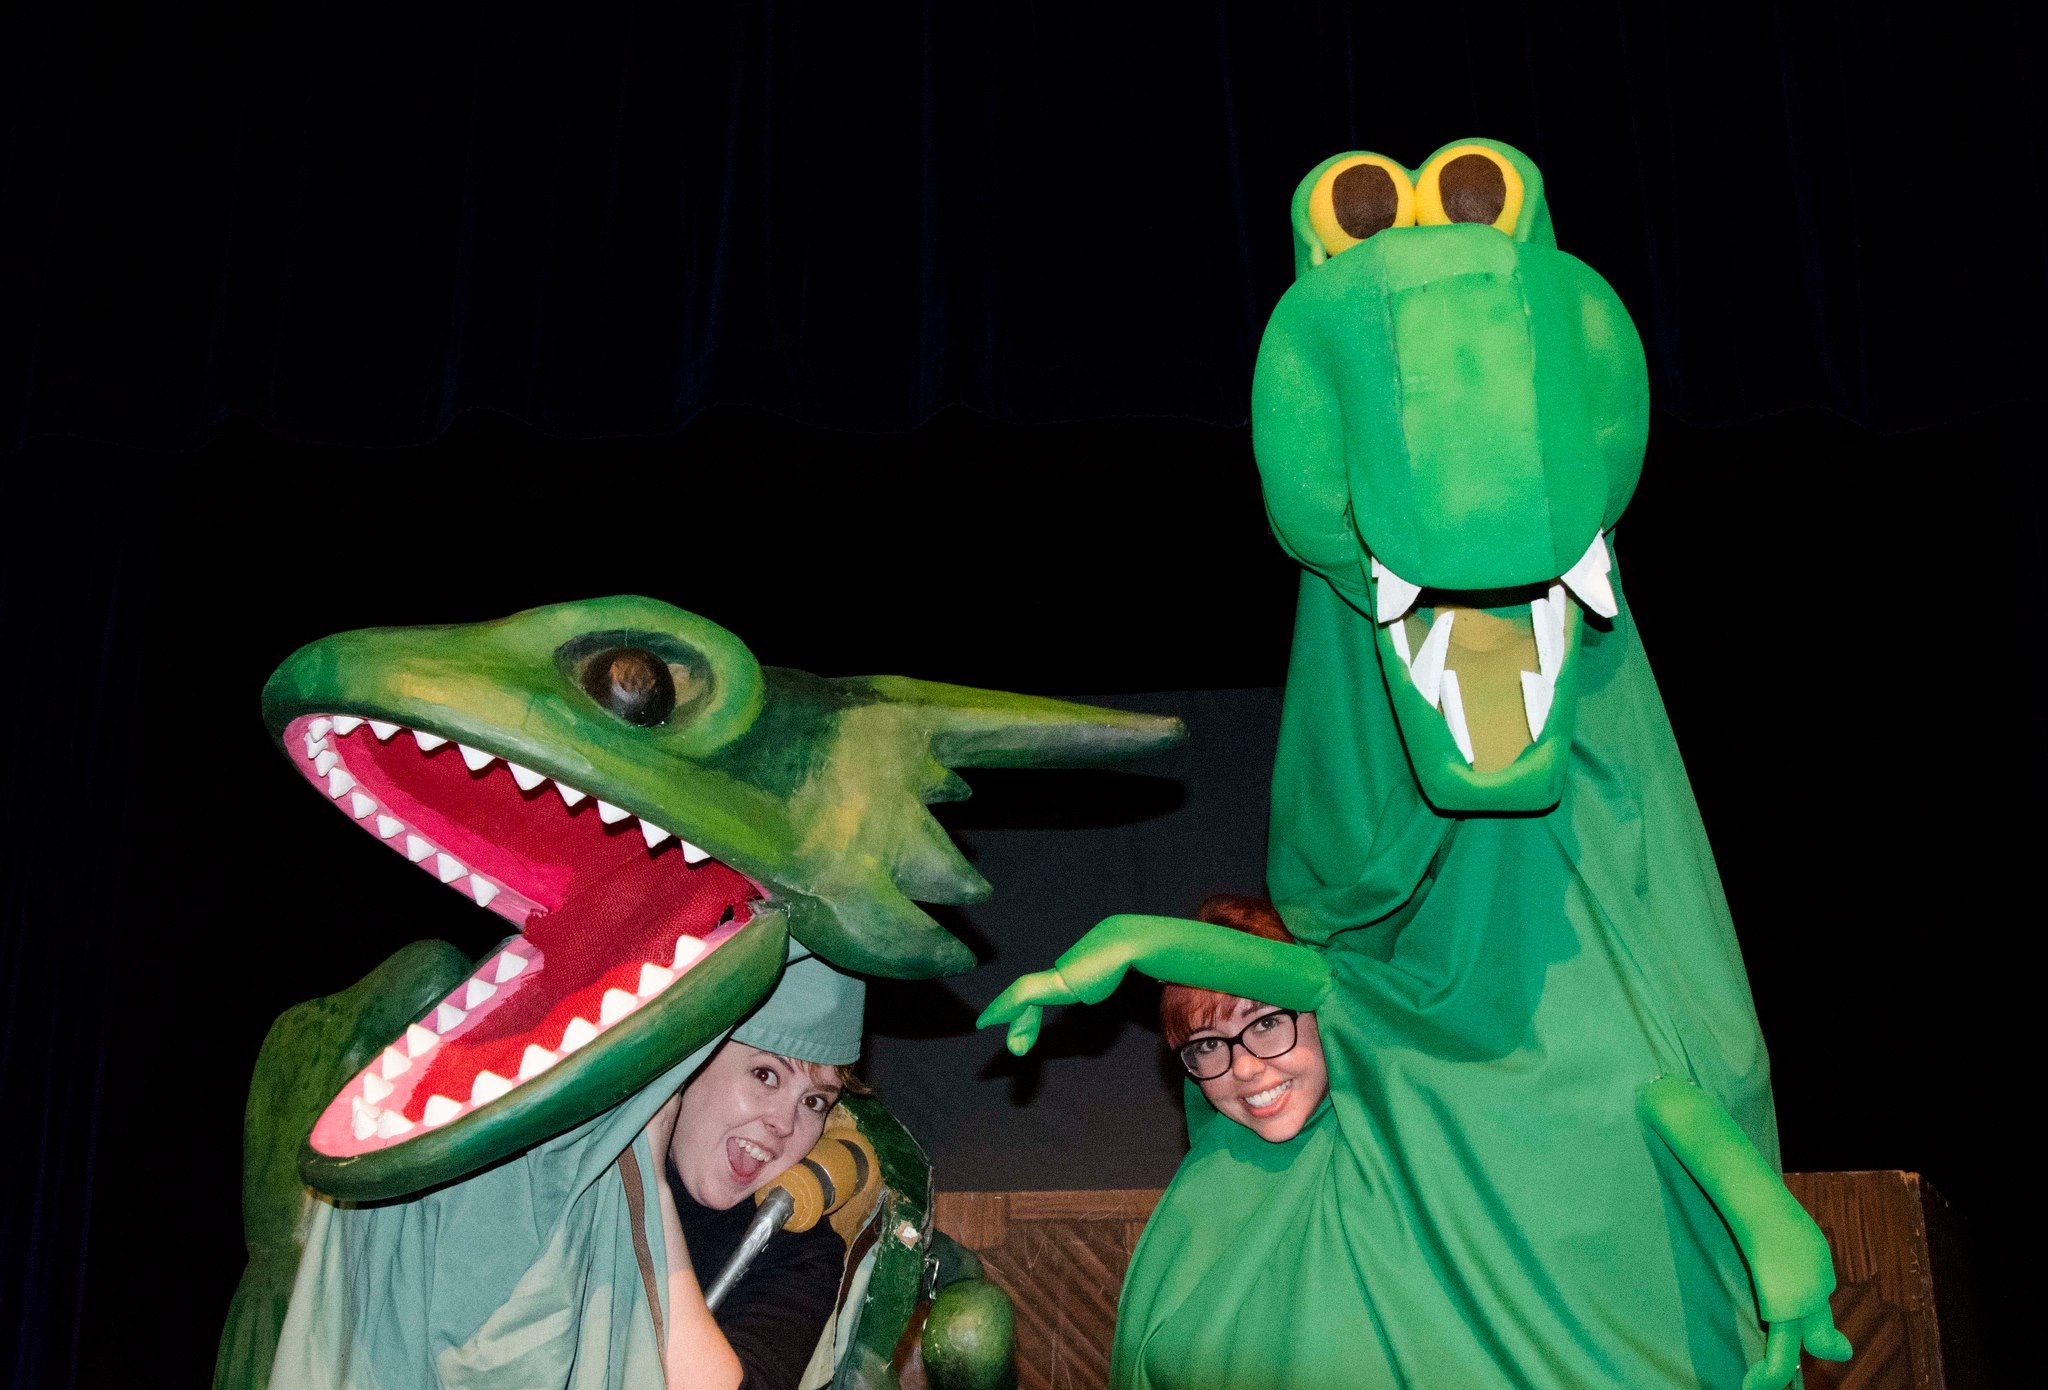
xmin=647 ymin=952 xmax=867 ymax=1390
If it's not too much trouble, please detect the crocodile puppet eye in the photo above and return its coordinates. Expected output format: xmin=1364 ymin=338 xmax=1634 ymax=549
xmin=581 ymin=647 xmax=677 ymax=726
xmin=1415 ymin=145 xmax=1524 ymax=233
xmin=1308 ymin=155 xmax=1417 ymax=259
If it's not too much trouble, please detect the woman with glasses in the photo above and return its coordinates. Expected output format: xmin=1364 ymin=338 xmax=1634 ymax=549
xmin=1160 ymin=895 xmax=1329 ymax=1144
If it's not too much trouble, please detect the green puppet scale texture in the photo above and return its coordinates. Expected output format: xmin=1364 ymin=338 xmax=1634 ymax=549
xmin=983 ymin=140 xmax=1849 ymax=1389
xmin=217 ymin=595 xmax=1183 ymax=1389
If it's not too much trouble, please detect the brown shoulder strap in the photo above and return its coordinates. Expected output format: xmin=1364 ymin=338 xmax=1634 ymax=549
xmin=618 ymin=1146 xmax=668 ymax=1361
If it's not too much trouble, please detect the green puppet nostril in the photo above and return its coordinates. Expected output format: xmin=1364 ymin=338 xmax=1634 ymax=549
xmin=582 ymin=647 xmax=677 ymax=726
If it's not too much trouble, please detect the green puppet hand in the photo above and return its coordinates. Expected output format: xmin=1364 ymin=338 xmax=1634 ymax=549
xmin=1742 ymin=1309 xmax=1853 ymax=1390
xmin=1637 ymin=1077 xmax=1852 ymax=1389
xmin=977 ymin=914 xmax=1331 ymax=1056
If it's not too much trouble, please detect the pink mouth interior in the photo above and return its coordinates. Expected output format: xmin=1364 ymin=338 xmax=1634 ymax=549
xmin=286 ymin=714 xmax=764 ymax=1156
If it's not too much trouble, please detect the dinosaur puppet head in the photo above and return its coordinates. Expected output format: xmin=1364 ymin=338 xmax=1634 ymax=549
xmin=1252 ymin=138 xmax=1648 ymax=813
xmin=264 ymin=595 xmax=1182 ymax=1199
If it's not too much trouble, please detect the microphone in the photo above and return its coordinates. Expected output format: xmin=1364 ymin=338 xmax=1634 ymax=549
xmin=703 ymin=1121 xmax=880 ymax=1311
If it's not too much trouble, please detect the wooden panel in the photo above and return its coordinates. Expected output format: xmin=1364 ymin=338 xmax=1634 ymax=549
xmin=936 ymin=1173 xmax=1960 ymax=1390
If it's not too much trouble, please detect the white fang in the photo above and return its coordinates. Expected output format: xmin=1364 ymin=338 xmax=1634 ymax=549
xmin=1370 ymin=556 xmax=1423 ymax=625
xmin=1438 ymin=669 xmax=1476 ymax=765
xmin=1409 ymin=610 xmax=1455 ymax=708
xmin=1560 ymin=533 xmax=1618 ymax=619
xmin=1521 ymin=670 xmax=1555 ymax=742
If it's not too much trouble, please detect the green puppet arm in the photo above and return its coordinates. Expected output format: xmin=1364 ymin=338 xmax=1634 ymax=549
xmin=1637 ymin=1078 xmax=1853 ymax=1390
xmin=977 ymin=914 xmax=1331 ymax=1054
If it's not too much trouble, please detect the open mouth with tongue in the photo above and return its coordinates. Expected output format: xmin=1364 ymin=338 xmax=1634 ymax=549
xmin=287 ymin=711 xmax=777 ymax=1172
xmin=1365 ymin=530 xmax=1618 ymax=811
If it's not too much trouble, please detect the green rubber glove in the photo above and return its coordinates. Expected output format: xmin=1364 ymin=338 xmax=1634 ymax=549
xmin=1637 ymin=1078 xmax=1852 ymax=1389
xmin=977 ymin=914 xmax=1330 ymax=1054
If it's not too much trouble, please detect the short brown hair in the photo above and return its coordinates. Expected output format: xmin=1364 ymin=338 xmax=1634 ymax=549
xmin=1159 ymin=894 xmax=1297 ymax=1047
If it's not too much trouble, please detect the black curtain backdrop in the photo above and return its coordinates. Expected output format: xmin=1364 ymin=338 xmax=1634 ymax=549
xmin=4 ymin=4 xmax=2044 ymax=1387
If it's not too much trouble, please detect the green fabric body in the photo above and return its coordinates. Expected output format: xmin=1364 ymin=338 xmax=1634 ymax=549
xmin=266 ymin=942 xmax=864 ymax=1387
xmin=269 ymin=1039 xmax=708 ymax=1390
xmin=1112 ymin=571 xmax=1779 ymax=1389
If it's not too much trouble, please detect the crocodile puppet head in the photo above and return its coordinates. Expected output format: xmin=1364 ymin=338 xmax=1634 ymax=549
xmin=263 ymin=595 xmax=1181 ymax=1200
xmin=1252 ymin=138 xmax=1648 ymax=813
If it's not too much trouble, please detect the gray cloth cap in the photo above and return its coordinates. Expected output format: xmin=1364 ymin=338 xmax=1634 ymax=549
xmin=730 ymin=949 xmax=865 ymax=1065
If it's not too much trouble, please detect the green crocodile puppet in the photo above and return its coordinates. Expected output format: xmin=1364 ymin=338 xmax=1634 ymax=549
xmin=981 ymin=140 xmax=1851 ymax=1389
xmin=214 ymin=594 xmax=1181 ymax=1389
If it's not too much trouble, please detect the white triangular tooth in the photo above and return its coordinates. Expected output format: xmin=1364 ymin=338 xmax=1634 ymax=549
xmin=465 ymin=977 xmax=497 ymax=1008
xmin=1439 ymin=669 xmax=1476 ymax=765
xmin=406 ymin=834 xmax=435 ymax=863
xmin=350 ymin=791 xmax=377 ymax=820
xmin=434 ymin=1002 xmax=467 ymax=1033
xmin=303 ymin=733 xmax=328 ymax=759
xmin=599 ymin=988 xmax=638 ymax=1025
xmin=313 ymin=749 xmax=339 ymax=777
xmin=363 ymin=1071 xmax=394 ymax=1104
xmin=310 ymin=718 xmax=333 ymax=740
xmin=326 ymin=769 xmax=357 ymax=799
xmin=494 ymin=952 xmax=529 ymax=984
xmin=435 ymin=853 xmax=466 ymax=883
xmin=1370 ymin=556 xmax=1423 ymax=626
xmin=1560 ymin=532 xmax=1618 ymax=619
xmin=517 ymin=1044 xmax=557 ymax=1080
xmin=639 ymin=819 xmax=673 ymax=849
xmin=375 ymin=1109 xmax=415 ymax=1138
xmin=1388 ymin=615 xmax=1413 ymax=669
xmin=380 ymin=1046 xmax=412 ymax=1079
xmin=331 ymin=715 xmax=364 ymax=736
xmin=1530 ymin=594 xmax=1562 ymax=680
xmin=560 ymin=1016 xmax=600 ymax=1053
xmin=672 ymin=936 xmax=706 ymax=968
xmin=508 ymin=762 xmax=546 ymax=791
xmin=681 ymin=840 xmax=710 ymax=865
xmin=459 ymin=743 xmax=497 ymax=772
xmin=596 ymin=799 xmax=630 ymax=825
xmin=352 ymin=1095 xmax=380 ymax=1140
xmin=469 ymin=1070 xmax=513 ymax=1106
xmin=636 ymin=963 xmax=675 ymax=997
xmin=413 ymin=730 xmax=447 ymax=751
xmin=469 ymin=876 xmax=500 ymax=908
xmin=405 ymin=1022 xmax=439 ymax=1057
xmin=370 ymin=720 xmax=400 ymax=741
xmin=555 ymin=781 xmax=589 ymax=807
xmin=421 ymin=1094 xmax=463 ymax=1127
xmin=1409 ymin=610 xmax=1455 ymax=707
xmin=1520 ymin=669 xmax=1555 ymax=742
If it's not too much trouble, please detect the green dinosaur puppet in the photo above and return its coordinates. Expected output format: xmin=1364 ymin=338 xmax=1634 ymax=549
xmin=982 ymin=140 xmax=1850 ymax=1390
xmin=215 ymin=594 xmax=1181 ymax=1389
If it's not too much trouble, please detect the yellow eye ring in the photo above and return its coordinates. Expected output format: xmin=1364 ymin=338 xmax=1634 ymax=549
xmin=1308 ymin=154 xmax=1417 ymax=260
xmin=1415 ymin=145 xmax=1525 ymax=233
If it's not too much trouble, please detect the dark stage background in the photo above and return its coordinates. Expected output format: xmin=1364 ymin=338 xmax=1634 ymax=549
xmin=4 ymin=4 xmax=2042 ymax=1386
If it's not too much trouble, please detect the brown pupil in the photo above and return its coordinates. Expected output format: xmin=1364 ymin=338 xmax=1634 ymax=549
xmin=609 ymin=653 xmax=655 ymax=693
xmin=1439 ymin=154 xmax=1507 ymax=226
xmin=1331 ymin=163 xmax=1399 ymax=240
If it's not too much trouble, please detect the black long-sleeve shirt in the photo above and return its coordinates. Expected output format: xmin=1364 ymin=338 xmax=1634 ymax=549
xmin=674 ymin=1179 xmax=845 ymax=1390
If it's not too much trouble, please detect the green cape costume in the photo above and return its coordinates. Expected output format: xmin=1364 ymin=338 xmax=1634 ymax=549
xmin=983 ymin=141 xmax=1846 ymax=1390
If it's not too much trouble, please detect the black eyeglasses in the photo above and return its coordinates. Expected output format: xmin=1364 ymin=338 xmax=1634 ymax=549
xmin=1175 ymin=1009 xmax=1300 ymax=1080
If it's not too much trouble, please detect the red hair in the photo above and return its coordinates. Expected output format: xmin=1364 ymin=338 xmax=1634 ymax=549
xmin=1159 ymin=894 xmax=1297 ymax=1047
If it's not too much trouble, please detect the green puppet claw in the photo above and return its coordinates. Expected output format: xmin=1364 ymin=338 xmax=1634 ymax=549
xmin=1638 ymin=1078 xmax=1843 ymax=1326
xmin=257 ymin=596 xmax=1183 ymax=1202
xmin=979 ymin=914 xmax=1331 ymax=1054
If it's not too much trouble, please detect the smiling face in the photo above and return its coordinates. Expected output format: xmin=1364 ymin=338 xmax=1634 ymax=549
xmin=1187 ymin=999 xmax=1329 ymax=1144
xmin=669 ymin=1043 xmax=843 ymax=1210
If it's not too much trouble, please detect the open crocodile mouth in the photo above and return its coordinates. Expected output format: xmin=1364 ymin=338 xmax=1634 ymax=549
xmin=1369 ymin=532 xmax=1617 ymax=773
xmin=284 ymin=713 xmax=764 ymax=1158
